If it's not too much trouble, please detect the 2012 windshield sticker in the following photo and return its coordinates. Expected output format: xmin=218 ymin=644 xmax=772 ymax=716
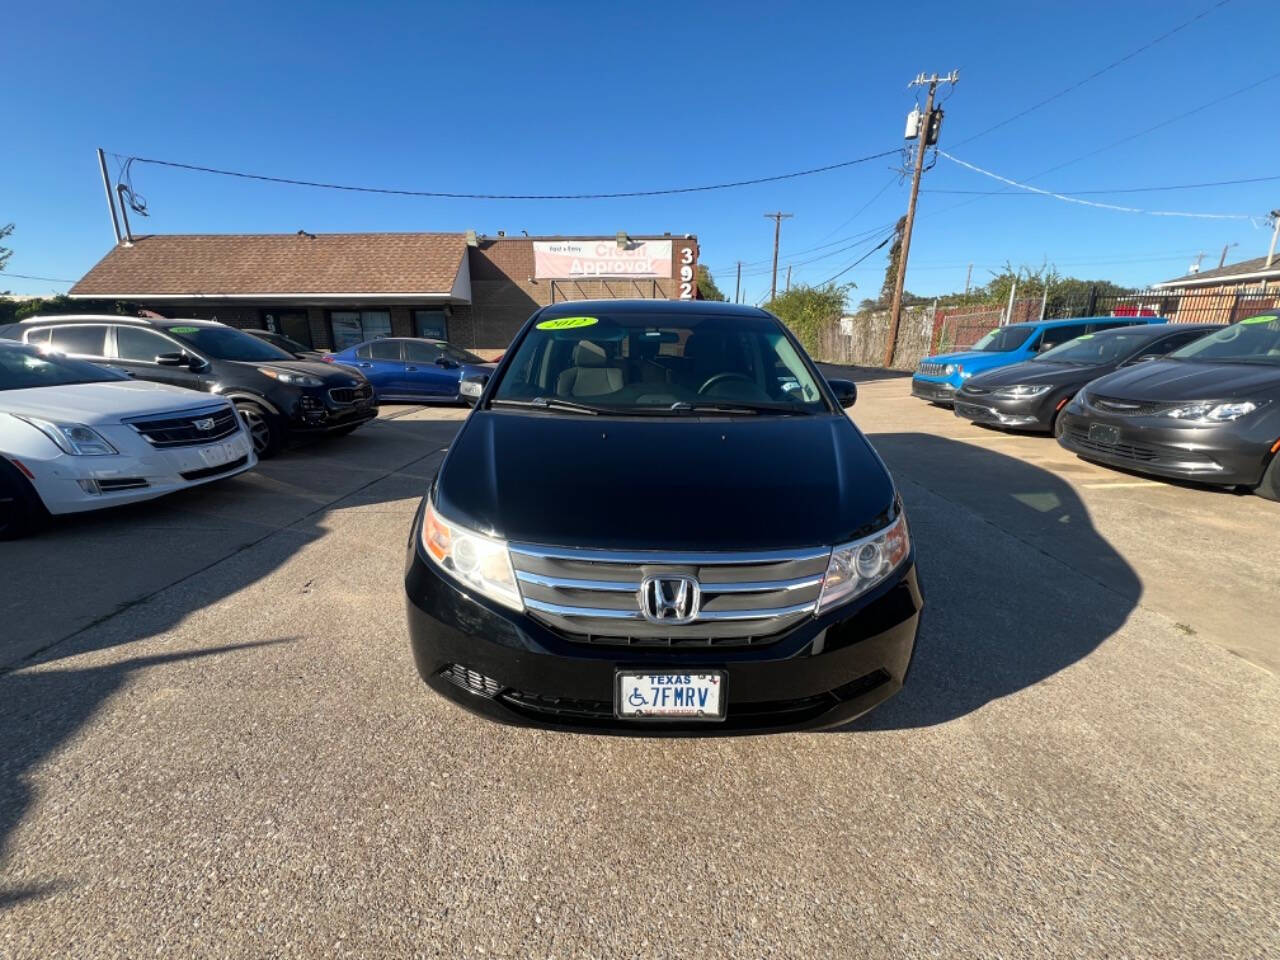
xmin=536 ymin=316 xmax=598 ymax=331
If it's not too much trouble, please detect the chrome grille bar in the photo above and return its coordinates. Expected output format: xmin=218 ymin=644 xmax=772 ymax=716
xmin=509 ymin=543 xmax=830 ymax=566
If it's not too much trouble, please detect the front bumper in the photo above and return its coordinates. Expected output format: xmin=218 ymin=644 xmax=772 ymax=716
xmin=953 ymin=393 xmax=1053 ymax=431
xmin=911 ymin=377 xmax=957 ymax=405
xmin=403 ymin=535 xmax=923 ymax=735
xmin=24 ymin=430 xmax=256 ymax=515
xmin=286 ymin=386 xmax=379 ymax=435
xmin=1056 ymin=407 xmax=1272 ymax=487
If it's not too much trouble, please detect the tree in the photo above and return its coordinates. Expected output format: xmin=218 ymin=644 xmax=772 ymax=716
xmin=695 ymin=264 xmax=726 ymax=302
xmin=762 ymin=283 xmax=852 ymax=354
xmin=0 ymin=223 xmax=13 ymax=277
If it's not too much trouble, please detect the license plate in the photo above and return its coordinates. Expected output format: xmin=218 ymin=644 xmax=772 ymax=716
xmin=196 ymin=438 xmax=244 ymax=467
xmin=1089 ymin=423 xmax=1121 ymax=446
xmin=615 ymin=672 xmax=725 ymax=721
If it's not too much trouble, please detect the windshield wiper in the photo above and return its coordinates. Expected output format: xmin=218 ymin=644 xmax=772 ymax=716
xmin=491 ymin=396 xmax=603 ymax=415
xmin=667 ymin=401 xmax=805 ymax=416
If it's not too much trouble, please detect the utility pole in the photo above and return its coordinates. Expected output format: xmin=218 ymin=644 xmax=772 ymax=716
xmin=1265 ymin=210 xmax=1279 ymax=268
xmin=735 ymin=261 xmax=742 ymax=304
xmin=785 ymin=264 xmax=792 ymax=293
xmin=1218 ymin=243 xmax=1237 ymax=268
xmin=96 ymin=148 xmax=122 ymax=246
xmin=883 ymin=70 xmax=958 ymax=367
xmin=964 ymin=263 xmax=973 ymax=296
xmin=764 ymin=212 xmax=793 ymax=302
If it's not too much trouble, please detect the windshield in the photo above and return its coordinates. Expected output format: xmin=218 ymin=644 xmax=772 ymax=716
xmin=1168 ymin=316 xmax=1280 ymax=364
xmin=1034 ymin=330 xmax=1156 ymax=365
xmin=165 ymin=325 xmax=295 ymax=362
xmin=0 ymin=344 xmax=127 ymax=391
xmin=490 ymin=312 xmax=830 ymax=414
xmin=970 ymin=326 xmax=1035 ymax=353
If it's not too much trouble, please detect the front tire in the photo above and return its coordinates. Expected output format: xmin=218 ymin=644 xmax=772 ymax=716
xmin=235 ymin=401 xmax=282 ymax=458
xmin=1255 ymin=454 xmax=1280 ymax=502
xmin=0 ymin=459 xmax=49 ymax=540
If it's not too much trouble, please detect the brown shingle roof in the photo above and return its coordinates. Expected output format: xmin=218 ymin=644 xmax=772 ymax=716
xmin=69 ymin=233 xmax=468 ymax=296
xmin=1155 ymin=254 xmax=1280 ymax=288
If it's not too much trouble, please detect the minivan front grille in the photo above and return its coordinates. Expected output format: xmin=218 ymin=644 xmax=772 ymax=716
xmin=127 ymin=406 xmax=240 ymax=447
xmin=509 ymin=543 xmax=830 ymax=647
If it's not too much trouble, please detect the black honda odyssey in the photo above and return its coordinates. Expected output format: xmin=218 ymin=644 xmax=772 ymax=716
xmin=403 ymin=300 xmax=922 ymax=733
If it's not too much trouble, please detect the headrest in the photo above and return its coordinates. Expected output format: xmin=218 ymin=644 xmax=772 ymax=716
xmin=573 ymin=340 xmax=608 ymax=367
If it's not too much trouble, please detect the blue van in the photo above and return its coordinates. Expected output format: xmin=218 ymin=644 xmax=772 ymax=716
xmin=911 ymin=315 xmax=1165 ymax=405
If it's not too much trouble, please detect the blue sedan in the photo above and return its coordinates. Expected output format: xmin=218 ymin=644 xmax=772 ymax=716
xmin=324 ymin=338 xmax=494 ymax=403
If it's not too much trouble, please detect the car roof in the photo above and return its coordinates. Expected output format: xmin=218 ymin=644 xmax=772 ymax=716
xmin=18 ymin=314 xmax=227 ymax=329
xmin=1082 ymin=322 xmax=1218 ymax=338
xmin=536 ymin=299 xmax=771 ymax=320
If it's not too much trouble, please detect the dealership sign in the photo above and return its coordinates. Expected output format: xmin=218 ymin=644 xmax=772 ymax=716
xmin=533 ymin=239 xmax=673 ymax=279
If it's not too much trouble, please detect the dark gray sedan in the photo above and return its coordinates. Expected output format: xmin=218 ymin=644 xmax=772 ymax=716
xmin=954 ymin=323 xmax=1217 ymax=434
xmin=1057 ymin=314 xmax=1280 ymax=500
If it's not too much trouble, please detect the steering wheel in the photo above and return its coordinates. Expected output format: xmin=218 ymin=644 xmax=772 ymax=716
xmin=697 ymin=372 xmax=753 ymax=395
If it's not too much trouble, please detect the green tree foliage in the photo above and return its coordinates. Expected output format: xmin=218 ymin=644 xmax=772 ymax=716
xmin=0 ymin=223 xmax=13 ymax=277
xmin=879 ymin=215 xmax=908 ymax=304
xmin=762 ymin=284 xmax=852 ymax=354
xmin=0 ymin=295 xmax=137 ymax=325
xmin=696 ymin=264 xmax=726 ymax=302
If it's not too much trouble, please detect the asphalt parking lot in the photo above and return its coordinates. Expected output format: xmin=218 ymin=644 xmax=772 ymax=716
xmin=2 ymin=380 xmax=1277 ymax=958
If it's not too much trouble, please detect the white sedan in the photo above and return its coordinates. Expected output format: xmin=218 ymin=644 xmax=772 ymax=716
xmin=0 ymin=340 xmax=257 ymax=538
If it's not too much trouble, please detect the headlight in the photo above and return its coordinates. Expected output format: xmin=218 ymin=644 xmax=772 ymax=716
xmin=1166 ymin=400 xmax=1264 ymax=423
xmin=944 ymin=364 xmax=956 ymax=375
xmin=993 ymin=384 xmax=1051 ymax=398
xmin=14 ymin=416 xmax=118 ymax=456
xmin=817 ymin=512 xmax=910 ymax=613
xmin=420 ymin=498 xmax=523 ymax=611
xmin=258 ymin=368 xmax=324 ymax=387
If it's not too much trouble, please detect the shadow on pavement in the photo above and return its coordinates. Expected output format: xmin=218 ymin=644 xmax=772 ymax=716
xmin=850 ymin=432 xmax=1142 ymax=730
xmin=0 ymin=640 xmax=291 ymax=908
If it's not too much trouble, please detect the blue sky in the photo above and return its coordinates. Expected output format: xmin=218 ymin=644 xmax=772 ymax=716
xmin=3 ymin=0 xmax=1278 ymax=304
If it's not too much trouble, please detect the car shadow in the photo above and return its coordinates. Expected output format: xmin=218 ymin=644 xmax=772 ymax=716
xmin=0 ymin=415 xmax=465 ymax=900
xmin=843 ymin=432 xmax=1143 ymax=730
xmin=0 ymin=640 xmax=291 ymax=907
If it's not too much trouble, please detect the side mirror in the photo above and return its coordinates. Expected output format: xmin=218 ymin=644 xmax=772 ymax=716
xmin=155 ymin=352 xmax=187 ymax=366
xmin=827 ymin=377 xmax=857 ymax=409
xmin=1125 ymin=354 xmax=1160 ymax=366
xmin=459 ymin=373 xmax=489 ymax=405
xmin=435 ymin=355 xmax=458 ymax=369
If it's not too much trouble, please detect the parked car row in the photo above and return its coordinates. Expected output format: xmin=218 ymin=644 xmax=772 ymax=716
xmin=0 ymin=314 xmax=502 ymax=537
xmin=912 ymin=315 xmax=1280 ymax=501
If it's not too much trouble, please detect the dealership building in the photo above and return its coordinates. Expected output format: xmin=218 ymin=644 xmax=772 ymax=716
xmin=68 ymin=231 xmax=700 ymax=353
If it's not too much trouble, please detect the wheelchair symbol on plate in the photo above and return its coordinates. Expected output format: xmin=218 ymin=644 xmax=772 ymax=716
xmin=627 ymin=688 xmax=647 ymax=708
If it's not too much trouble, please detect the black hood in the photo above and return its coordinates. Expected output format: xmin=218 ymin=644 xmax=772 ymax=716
xmin=966 ymin=360 xmax=1107 ymax=391
xmin=434 ymin=411 xmax=896 ymax=551
xmin=1085 ymin=359 xmax=1280 ymax=402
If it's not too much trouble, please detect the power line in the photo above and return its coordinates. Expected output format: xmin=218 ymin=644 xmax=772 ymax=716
xmin=817 ymin=233 xmax=896 ymax=286
xmin=2 ymin=272 xmax=76 ymax=283
xmin=938 ymin=151 xmax=1256 ymax=221
xmin=923 ymin=172 xmax=1280 ymax=196
xmin=116 ymin=148 xmax=901 ymax=201
xmin=814 ymin=174 xmax=900 ymax=242
xmin=951 ymin=0 xmax=1234 ymax=149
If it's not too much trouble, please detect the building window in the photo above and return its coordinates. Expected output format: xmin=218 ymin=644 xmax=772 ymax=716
xmin=413 ymin=309 xmax=448 ymax=340
xmin=330 ymin=310 xmax=392 ymax=350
